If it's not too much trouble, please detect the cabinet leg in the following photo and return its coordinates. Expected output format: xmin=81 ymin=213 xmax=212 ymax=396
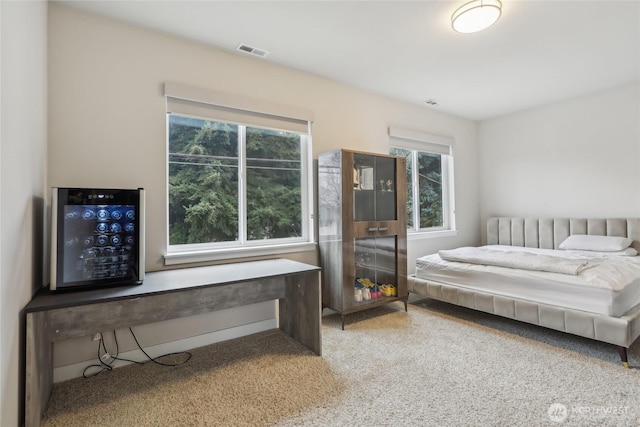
xmin=341 ymin=315 xmax=345 ymax=330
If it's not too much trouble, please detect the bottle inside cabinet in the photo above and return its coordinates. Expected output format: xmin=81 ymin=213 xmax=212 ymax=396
xmin=353 ymin=235 xmax=399 ymax=304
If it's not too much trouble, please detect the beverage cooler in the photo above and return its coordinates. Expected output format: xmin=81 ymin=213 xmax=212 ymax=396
xmin=50 ymin=187 xmax=145 ymax=291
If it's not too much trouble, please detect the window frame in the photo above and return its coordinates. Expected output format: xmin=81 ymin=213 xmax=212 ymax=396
xmin=409 ymin=149 xmax=451 ymax=232
xmin=388 ymin=127 xmax=456 ymax=236
xmin=163 ymin=83 xmax=315 ymax=265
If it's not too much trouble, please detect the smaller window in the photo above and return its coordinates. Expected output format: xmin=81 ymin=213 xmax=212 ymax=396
xmin=388 ymin=128 xmax=454 ymax=233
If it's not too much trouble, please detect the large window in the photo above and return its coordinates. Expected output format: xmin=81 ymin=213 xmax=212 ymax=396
xmin=389 ymin=127 xmax=454 ymax=233
xmin=165 ymin=83 xmax=313 ymax=259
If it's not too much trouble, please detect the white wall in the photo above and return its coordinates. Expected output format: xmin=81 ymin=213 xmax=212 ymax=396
xmin=478 ymin=84 xmax=640 ymax=242
xmin=0 ymin=1 xmax=48 ymax=425
xmin=48 ymin=4 xmax=479 ymax=376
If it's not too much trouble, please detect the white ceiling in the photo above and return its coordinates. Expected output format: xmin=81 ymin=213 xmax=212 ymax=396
xmin=56 ymin=0 xmax=640 ymax=121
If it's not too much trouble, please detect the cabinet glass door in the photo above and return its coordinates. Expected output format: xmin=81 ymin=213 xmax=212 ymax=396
xmin=352 ymin=235 xmax=398 ymax=306
xmin=353 ymin=154 xmax=375 ymax=221
xmin=353 ymin=154 xmax=397 ymax=222
xmin=374 ymin=156 xmax=397 ymax=221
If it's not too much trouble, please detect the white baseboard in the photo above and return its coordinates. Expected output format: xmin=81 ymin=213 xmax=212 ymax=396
xmin=53 ymin=318 xmax=277 ymax=383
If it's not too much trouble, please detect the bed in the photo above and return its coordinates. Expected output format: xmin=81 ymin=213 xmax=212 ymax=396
xmin=408 ymin=217 xmax=640 ymax=367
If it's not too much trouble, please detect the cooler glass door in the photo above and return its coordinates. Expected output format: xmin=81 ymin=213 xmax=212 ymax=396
xmin=51 ymin=188 xmax=144 ymax=290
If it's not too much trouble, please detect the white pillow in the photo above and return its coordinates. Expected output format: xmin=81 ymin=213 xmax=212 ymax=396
xmin=559 ymin=234 xmax=633 ymax=252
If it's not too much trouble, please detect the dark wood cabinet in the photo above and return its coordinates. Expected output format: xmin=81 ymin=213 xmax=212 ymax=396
xmin=318 ymin=149 xmax=407 ymax=329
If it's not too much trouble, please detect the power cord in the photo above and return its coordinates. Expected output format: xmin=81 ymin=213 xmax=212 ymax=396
xmin=82 ymin=328 xmax=192 ymax=378
xmin=82 ymin=336 xmax=114 ymax=378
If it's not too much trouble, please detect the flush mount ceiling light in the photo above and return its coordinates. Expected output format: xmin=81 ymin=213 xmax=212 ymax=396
xmin=452 ymin=0 xmax=502 ymax=33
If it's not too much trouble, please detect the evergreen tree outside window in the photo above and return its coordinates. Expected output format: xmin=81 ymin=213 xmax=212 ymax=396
xmin=390 ymin=146 xmax=453 ymax=232
xmin=246 ymin=126 xmax=303 ymax=241
xmin=168 ymin=116 xmax=240 ymax=245
xmin=168 ymin=114 xmax=309 ymax=250
xmin=163 ymin=83 xmax=313 ymax=263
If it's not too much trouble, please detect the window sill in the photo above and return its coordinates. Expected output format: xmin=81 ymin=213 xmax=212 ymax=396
xmin=164 ymin=242 xmax=317 ymax=266
xmin=408 ymin=229 xmax=458 ymax=241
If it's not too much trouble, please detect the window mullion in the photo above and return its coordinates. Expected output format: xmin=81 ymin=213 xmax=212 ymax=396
xmin=301 ymin=135 xmax=310 ymax=241
xmin=412 ymin=151 xmax=420 ymax=232
xmin=441 ymin=155 xmax=449 ymax=229
xmin=238 ymin=126 xmax=247 ymax=244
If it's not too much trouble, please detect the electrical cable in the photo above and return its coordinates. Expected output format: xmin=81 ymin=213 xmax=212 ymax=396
xmin=82 ymin=328 xmax=192 ymax=378
xmin=82 ymin=337 xmax=113 ymax=378
xmin=127 ymin=327 xmax=192 ymax=366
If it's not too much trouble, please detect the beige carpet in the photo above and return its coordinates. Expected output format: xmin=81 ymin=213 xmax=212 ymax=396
xmin=42 ymin=300 xmax=640 ymax=426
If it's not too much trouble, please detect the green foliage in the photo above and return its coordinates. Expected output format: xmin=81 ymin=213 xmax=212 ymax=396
xmin=168 ymin=116 xmax=302 ymax=245
xmin=390 ymin=147 xmax=444 ymax=229
xmin=246 ymin=127 xmax=302 ymax=240
xmin=418 ymin=152 xmax=443 ymax=228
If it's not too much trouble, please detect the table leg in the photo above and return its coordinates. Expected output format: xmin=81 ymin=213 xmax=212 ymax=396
xmin=280 ymin=271 xmax=322 ymax=355
xmin=25 ymin=311 xmax=53 ymax=427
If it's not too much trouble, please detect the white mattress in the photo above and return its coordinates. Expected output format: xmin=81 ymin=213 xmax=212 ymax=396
xmin=415 ymin=245 xmax=640 ymax=317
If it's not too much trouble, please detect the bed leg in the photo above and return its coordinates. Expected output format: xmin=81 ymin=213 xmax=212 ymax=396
xmin=617 ymin=346 xmax=630 ymax=368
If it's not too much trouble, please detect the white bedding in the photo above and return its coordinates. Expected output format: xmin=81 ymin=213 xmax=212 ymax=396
xmin=415 ymin=245 xmax=640 ymax=316
xmin=438 ymin=246 xmax=591 ymax=275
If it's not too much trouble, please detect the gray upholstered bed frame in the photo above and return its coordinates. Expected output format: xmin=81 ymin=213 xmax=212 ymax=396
xmin=408 ymin=217 xmax=640 ymax=367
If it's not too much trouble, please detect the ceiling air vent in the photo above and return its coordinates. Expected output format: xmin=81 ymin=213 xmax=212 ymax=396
xmin=236 ymin=43 xmax=269 ymax=58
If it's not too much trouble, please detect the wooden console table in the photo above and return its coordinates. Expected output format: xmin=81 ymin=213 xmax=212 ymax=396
xmin=23 ymin=258 xmax=321 ymax=427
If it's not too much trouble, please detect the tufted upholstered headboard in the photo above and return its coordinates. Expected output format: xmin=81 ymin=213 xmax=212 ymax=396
xmin=486 ymin=217 xmax=640 ymax=252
